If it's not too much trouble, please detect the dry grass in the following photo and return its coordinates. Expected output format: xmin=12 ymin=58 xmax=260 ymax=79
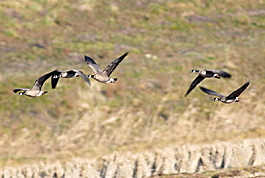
xmin=0 ymin=0 xmax=264 ymax=167
xmin=151 ymin=165 xmax=265 ymax=178
xmin=0 ymin=138 xmax=265 ymax=177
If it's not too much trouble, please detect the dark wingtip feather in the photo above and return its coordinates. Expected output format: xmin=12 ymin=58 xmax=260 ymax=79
xmin=119 ymin=52 xmax=129 ymax=59
xmin=243 ymin=80 xmax=250 ymax=89
xmin=184 ymin=88 xmax=193 ymax=97
xmin=199 ymin=86 xmax=212 ymax=94
xmin=225 ymin=73 xmax=232 ymax=78
xmin=241 ymin=80 xmax=250 ymax=89
xmin=84 ymin=55 xmax=88 ymax=59
xmin=84 ymin=55 xmax=97 ymax=65
xmin=220 ymin=70 xmax=232 ymax=78
xmin=199 ymin=86 xmax=207 ymax=92
xmin=84 ymin=55 xmax=91 ymax=61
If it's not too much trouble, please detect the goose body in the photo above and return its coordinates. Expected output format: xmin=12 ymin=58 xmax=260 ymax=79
xmin=89 ymin=74 xmax=117 ymax=83
xmin=84 ymin=52 xmax=129 ymax=84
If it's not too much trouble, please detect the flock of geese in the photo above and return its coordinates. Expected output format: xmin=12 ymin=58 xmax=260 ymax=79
xmin=13 ymin=52 xmax=250 ymax=104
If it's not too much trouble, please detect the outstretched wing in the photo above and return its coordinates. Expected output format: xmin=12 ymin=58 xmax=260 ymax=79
xmin=185 ymin=75 xmax=205 ymax=96
xmin=51 ymin=70 xmax=61 ymax=89
xmin=13 ymin=88 xmax=29 ymax=93
xmin=227 ymin=81 xmax=250 ymax=99
xmin=31 ymin=70 xmax=58 ymax=90
xmin=84 ymin=55 xmax=102 ymax=74
xmin=199 ymin=86 xmax=224 ymax=97
xmin=206 ymin=70 xmax=232 ymax=78
xmin=73 ymin=70 xmax=91 ymax=86
xmin=102 ymin=52 xmax=129 ymax=76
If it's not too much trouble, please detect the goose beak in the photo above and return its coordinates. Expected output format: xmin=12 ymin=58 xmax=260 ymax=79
xmin=43 ymin=91 xmax=48 ymax=95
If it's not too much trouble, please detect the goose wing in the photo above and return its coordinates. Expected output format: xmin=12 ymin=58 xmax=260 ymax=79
xmin=206 ymin=70 xmax=232 ymax=78
xmin=185 ymin=75 xmax=205 ymax=96
xmin=13 ymin=88 xmax=29 ymax=93
xmin=51 ymin=70 xmax=62 ymax=89
xmin=84 ymin=55 xmax=102 ymax=74
xmin=199 ymin=86 xmax=224 ymax=97
xmin=227 ymin=81 xmax=250 ymax=99
xmin=72 ymin=70 xmax=91 ymax=86
xmin=102 ymin=52 xmax=129 ymax=76
xmin=31 ymin=70 xmax=58 ymax=90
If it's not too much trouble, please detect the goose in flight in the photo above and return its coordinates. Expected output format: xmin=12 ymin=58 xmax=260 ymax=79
xmin=51 ymin=69 xmax=91 ymax=89
xmin=84 ymin=52 xmax=129 ymax=84
xmin=200 ymin=81 xmax=250 ymax=103
xmin=185 ymin=69 xmax=231 ymax=96
xmin=13 ymin=70 xmax=58 ymax=97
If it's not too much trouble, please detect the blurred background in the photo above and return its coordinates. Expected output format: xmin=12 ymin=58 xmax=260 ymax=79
xmin=0 ymin=0 xmax=264 ymax=167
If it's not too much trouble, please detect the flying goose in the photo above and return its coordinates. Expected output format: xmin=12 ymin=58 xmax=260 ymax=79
xmin=185 ymin=69 xmax=231 ymax=96
xmin=51 ymin=69 xmax=91 ymax=89
xmin=13 ymin=70 xmax=58 ymax=97
xmin=200 ymin=81 xmax=250 ymax=103
xmin=84 ymin=52 xmax=129 ymax=83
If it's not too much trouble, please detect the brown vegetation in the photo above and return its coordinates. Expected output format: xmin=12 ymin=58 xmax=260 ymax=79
xmin=0 ymin=138 xmax=265 ymax=177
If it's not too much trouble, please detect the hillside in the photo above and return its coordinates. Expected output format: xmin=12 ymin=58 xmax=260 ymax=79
xmin=0 ymin=0 xmax=264 ymax=168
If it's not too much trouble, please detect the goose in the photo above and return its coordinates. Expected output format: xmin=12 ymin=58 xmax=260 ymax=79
xmin=84 ymin=52 xmax=129 ymax=83
xmin=51 ymin=69 xmax=91 ymax=89
xmin=185 ymin=69 xmax=231 ymax=96
xmin=13 ymin=70 xmax=58 ymax=97
xmin=199 ymin=81 xmax=250 ymax=103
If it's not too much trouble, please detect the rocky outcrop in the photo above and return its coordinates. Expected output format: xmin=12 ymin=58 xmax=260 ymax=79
xmin=1 ymin=138 xmax=265 ymax=178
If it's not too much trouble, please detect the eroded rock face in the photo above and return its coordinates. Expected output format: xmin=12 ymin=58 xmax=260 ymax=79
xmin=1 ymin=138 xmax=265 ymax=178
